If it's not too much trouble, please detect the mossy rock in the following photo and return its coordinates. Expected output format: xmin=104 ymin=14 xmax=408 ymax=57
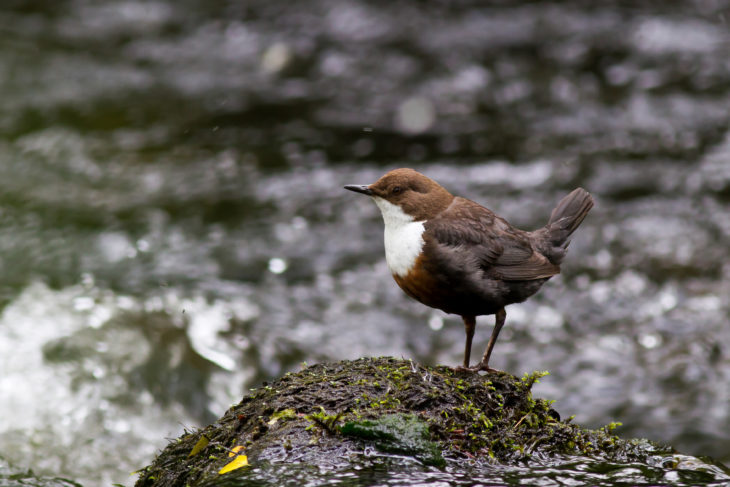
xmin=134 ymin=357 xmax=718 ymax=487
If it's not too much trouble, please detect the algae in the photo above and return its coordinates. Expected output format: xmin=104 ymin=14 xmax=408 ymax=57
xmin=340 ymin=413 xmax=444 ymax=466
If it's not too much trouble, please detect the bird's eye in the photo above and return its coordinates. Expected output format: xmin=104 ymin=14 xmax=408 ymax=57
xmin=392 ymin=186 xmax=402 ymax=194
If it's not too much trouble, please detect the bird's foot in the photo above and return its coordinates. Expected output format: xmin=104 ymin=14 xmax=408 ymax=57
xmin=452 ymin=362 xmax=502 ymax=374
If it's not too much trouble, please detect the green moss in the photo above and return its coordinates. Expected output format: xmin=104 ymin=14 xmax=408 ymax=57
xmin=305 ymin=406 xmax=341 ymax=433
xmin=267 ymin=408 xmax=297 ymax=426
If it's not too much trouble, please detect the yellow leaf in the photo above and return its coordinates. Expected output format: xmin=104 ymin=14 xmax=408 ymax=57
xmin=228 ymin=445 xmax=245 ymax=457
xmin=188 ymin=436 xmax=209 ymax=457
xmin=218 ymin=455 xmax=249 ymax=474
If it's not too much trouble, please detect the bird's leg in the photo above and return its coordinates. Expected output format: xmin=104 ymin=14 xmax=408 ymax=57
xmin=461 ymin=315 xmax=476 ymax=368
xmin=475 ymin=308 xmax=506 ymax=372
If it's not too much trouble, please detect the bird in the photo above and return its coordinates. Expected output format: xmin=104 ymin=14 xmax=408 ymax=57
xmin=344 ymin=168 xmax=593 ymax=372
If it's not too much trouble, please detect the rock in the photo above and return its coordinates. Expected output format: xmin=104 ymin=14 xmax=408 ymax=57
xmin=134 ymin=357 xmax=728 ymax=486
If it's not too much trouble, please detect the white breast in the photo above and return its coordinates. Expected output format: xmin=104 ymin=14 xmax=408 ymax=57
xmin=373 ymin=197 xmax=426 ymax=277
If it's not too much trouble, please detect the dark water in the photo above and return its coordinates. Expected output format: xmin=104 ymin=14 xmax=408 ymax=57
xmin=1 ymin=1 xmax=730 ymax=486
xmin=208 ymin=454 xmax=730 ymax=487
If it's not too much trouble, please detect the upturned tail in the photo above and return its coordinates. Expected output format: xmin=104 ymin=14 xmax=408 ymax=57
xmin=534 ymin=188 xmax=594 ymax=265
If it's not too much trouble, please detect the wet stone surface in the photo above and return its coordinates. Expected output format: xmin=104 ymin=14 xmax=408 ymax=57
xmin=134 ymin=358 xmax=730 ymax=487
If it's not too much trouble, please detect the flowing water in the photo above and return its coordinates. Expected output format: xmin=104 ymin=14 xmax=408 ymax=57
xmin=1 ymin=1 xmax=730 ymax=486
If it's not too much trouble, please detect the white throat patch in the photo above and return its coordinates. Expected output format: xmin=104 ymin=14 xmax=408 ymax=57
xmin=373 ymin=197 xmax=426 ymax=277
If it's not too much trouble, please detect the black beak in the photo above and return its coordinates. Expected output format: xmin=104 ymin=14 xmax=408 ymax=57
xmin=344 ymin=184 xmax=373 ymax=196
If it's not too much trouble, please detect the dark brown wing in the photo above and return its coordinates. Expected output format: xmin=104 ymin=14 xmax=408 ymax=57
xmin=425 ymin=197 xmax=560 ymax=281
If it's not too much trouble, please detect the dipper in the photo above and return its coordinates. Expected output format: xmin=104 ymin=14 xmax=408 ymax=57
xmin=345 ymin=168 xmax=593 ymax=372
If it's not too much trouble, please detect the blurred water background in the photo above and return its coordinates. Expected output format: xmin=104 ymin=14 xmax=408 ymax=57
xmin=1 ymin=1 xmax=730 ymax=486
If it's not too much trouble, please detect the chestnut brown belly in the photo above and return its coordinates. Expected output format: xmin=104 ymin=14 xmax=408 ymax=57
xmin=391 ymin=260 xmax=493 ymax=316
xmin=391 ymin=255 xmax=548 ymax=317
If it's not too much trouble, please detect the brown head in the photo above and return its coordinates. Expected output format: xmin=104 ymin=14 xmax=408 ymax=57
xmin=344 ymin=168 xmax=454 ymax=221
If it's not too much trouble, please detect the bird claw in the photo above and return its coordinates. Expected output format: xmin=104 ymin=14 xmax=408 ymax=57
xmin=452 ymin=362 xmax=503 ymax=374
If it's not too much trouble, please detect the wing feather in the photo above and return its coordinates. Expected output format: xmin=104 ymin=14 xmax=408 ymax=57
xmin=425 ymin=197 xmax=560 ymax=281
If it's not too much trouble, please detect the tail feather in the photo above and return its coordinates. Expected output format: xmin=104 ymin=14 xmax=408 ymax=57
xmin=535 ymin=188 xmax=594 ymax=265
